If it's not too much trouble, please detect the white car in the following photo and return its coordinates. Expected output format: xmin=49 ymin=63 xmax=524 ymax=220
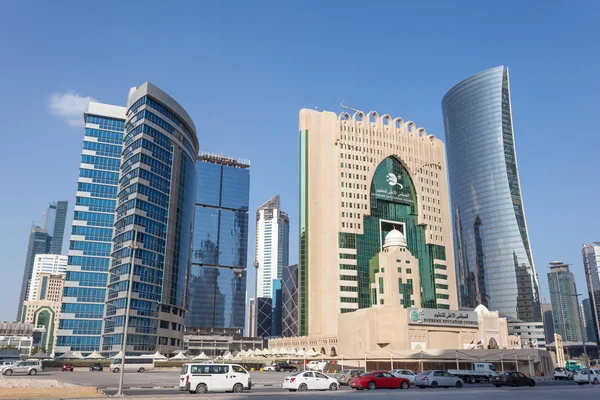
xmin=574 ymin=369 xmax=600 ymax=385
xmin=306 ymin=360 xmax=327 ymax=371
xmin=553 ymin=367 xmax=573 ymax=380
xmin=391 ymin=369 xmax=417 ymax=384
xmin=283 ymin=371 xmax=339 ymax=392
xmin=263 ymin=365 xmax=276 ymax=371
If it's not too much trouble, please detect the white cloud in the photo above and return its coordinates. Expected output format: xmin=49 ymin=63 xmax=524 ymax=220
xmin=49 ymin=92 xmax=96 ymax=127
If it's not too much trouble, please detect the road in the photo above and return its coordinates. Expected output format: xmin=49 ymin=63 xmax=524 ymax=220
xmin=5 ymin=369 xmax=599 ymax=399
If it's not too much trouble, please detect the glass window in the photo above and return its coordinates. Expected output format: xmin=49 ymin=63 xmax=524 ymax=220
xmin=196 ymin=162 xmax=221 ymax=206
xmin=221 ymin=166 xmax=250 ymax=211
xmin=218 ymin=210 xmax=249 ymax=268
xmin=303 ymin=372 xmax=314 ymax=377
xmin=232 ymin=365 xmax=246 ymax=373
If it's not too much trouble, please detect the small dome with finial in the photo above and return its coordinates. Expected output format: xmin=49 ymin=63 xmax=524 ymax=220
xmin=384 ymin=227 xmax=407 ymax=248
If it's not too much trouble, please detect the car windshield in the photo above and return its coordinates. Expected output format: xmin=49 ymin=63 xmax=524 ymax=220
xmin=289 ymin=372 xmax=302 ymax=377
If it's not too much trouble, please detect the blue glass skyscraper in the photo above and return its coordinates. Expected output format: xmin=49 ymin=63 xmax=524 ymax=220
xmin=101 ymin=83 xmax=199 ymax=355
xmin=186 ymin=153 xmax=250 ymax=330
xmin=56 ymin=103 xmax=125 ymax=356
xmin=442 ymin=66 xmax=541 ymax=321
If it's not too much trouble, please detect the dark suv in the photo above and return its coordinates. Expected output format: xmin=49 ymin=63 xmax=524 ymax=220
xmin=275 ymin=362 xmax=298 ymax=372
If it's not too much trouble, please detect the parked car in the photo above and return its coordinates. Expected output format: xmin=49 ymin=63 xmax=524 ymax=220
xmin=414 ymin=370 xmax=463 ymax=388
xmin=491 ymin=371 xmax=535 ymax=387
xmin=335 ymin=369 xmax=364 ymax=386
xmin=349 ymin=371 xmax=410 ymax=390
xmin=390 ymin=369 xmax=417 ymax=384
xmin=263 ymin=364 xmax=276 ymax=371
xmin=306 ymin=360 xmax=327 ymax=371
xmin=274 ymin=362 xmax=298 ymax=372
xmin=282 ymin=371 xmax=339 ymax=392
xmin=179 ymin=363 xmax=251 ymax=394
xmin=89 ymin=363 xmax=103 ymax=372
xmin=62 ymin=364 xmax=74 ymax=372
xmin=1 ymin=360 xmax=43 ymax=376
xmin=554 ymin=367 xmax=574 ymax=380
xmin=573 ymin=368 xmax=600 ymax=385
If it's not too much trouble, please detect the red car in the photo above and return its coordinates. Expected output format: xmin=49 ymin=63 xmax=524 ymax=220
xmin=349 ymin=371 xmax=410 ymax=390
xmin=61 ymin=364 xmax=74 ymax=372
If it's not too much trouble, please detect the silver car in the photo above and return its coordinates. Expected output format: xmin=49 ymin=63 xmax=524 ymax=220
xmin=1 ymin=360 xmax=43 ymax=376
xmin=335 ymin=369 xmax=364 ymax=386
xmin=415 ymin=370 xmax=463 ymax=388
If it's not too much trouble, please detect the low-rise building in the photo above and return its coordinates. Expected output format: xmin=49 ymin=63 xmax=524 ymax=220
xmin=184 ymin=327 xmax=263 ymax=358
xmin=0 ymin=322 xmax=45 ymax=358
xmin=508 ymin=319 xmax=546 ymax=349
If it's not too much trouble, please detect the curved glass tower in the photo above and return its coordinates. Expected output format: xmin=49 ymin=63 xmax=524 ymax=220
xmin=102 ymin=82 xmax=199 ymax=355
xmin=442 ymin=66 xmax=541 ymax=322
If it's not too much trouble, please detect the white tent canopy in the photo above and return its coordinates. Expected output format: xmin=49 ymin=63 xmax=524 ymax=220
xmin=56 ymin=351 xmax=84 ymax=360
xmin=85 ymin=350 xmax=105 ymax=359
xmin=169 ymin=351 xmax=189 ymax=360
xmin=192 ymin=352 xmax=209 ymax=360
xmin=110 ymin=351 xmax=124 ymax=359
xmin=151 ymin=351 xmax=167 ymax=360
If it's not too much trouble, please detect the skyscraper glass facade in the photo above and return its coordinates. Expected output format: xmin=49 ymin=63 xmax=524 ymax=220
xmin=583 ymin=243 xmax=600 ymax=344
xmin=55 ymin=103 xmax=125 ymax=356
xmin=186 ymin=154 xmax=250 ymax=330
xmin=282 ymin=264 xmax=299 ymax=337
xmin=442 ymin=66 xmax=541 ymax=321
xmin=17 ymin=201 xmax=68 ymax=320
xmin=547 ymin=261 xmax=582 ymax=342
xmin=102 ymin=83 xmax=199 ymax=355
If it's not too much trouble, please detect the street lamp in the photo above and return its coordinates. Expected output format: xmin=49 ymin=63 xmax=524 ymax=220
xmin=117 ymin=230 xmax=138 ymax=396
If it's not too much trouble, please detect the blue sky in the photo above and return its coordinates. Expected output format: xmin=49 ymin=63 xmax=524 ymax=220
xmin=0 ymin=1 xmax=598 ymax=321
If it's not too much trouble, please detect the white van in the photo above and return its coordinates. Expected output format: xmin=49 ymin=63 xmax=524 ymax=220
xmin=179 ymin=363 xmax=251 ymax=394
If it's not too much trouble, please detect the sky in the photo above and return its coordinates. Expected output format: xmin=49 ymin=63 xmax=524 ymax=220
xmin=0 ymin=1 xmax=598 ymax=322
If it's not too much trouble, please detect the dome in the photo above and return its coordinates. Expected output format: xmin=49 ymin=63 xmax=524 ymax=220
xmin=383 ymin=228 xmax=407 ymax=248
xmin=474 ymin=304 xmax=489 ymax=313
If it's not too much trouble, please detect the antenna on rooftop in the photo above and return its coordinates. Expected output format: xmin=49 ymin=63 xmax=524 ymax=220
xmin=340 ymin=99 xmax=360 ymax=113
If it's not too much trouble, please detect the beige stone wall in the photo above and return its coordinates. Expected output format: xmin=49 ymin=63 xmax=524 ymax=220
xmin=370 ymin=245 xmax=421 ymax=307
xmin=299 ymin=108 xmax=458 ymax=336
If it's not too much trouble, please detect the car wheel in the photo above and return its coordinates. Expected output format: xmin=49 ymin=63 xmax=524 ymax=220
xmin=298 ymin=383 xmax=308 ymax=392
xmin=593 ymin=378 xmax=598 ymax=385
xmin=29 ymin=369 xmax=37 ymax=376
xmin=233 ymin=383 xmax=244 ymax=393
xmin=401 ymin=381 xmax=409 ymax=389
xmin=528 ymin=380 xmax=535 ymax=387
xmin=89 ymin=368 xmax=92 ymax=371
xmin=367 ymin=381 xmax=376 ymax=390
xmin=196 ymin=384 xmax=208 ymax=394
xmin=494 ymin=384 xmax=501 ymax=388
xmin=113 ymin=367 xmax=120 ymax=373
xmin=329 ymin=383 xmax=338 ymax=391
xmin=138 ymin=368 xmax=145 ymax=373
xmin=469 ymin=376 xmax=476 ymax=384
xmin=455 ymin=380 xmax=463 ymax=388
xmin=4 ymin=370 xmax=13 ymax=376
xmin=431 ymin=381 xmax=438 ymax=388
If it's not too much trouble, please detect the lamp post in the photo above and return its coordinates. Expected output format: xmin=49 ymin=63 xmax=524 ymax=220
xmin=117 ymin=230 xmax=138 ymax=396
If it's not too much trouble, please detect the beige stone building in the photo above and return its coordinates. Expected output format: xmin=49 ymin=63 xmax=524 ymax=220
xmin=21 ymin=272 xmax=64 ymax=356
xmin=298 ymin=108 xmax=457 ymax=336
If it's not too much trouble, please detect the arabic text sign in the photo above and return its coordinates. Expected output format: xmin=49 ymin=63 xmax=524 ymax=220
xmin=407 ymin=308 xmax=478 ymax=327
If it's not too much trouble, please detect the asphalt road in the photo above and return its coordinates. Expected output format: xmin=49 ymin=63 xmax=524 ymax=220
xmin=102 ymin=383 xmax=600 ymax=399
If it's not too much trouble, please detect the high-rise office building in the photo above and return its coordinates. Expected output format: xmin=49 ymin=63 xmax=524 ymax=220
xmin=17 ymin=201 xmax=68 ymax=319
xmin=541 ymin=303 xmax=555 ymax=345
xmin=255 ymin=297 xmax=272 ymax=338
xmin=271 ymin=279 xmax=283 ymax=337
xmin=581 ymin=303 xmax=589 ymax=342
xmin=255 ymin=195 xmax=289 ymax=298
xmin=442 ymin=66 xmax=541 ymax=322
xmin=298 ymin=108 xmax=457 ymax=336
xmin=583 ymin=243 xmax=600 ymax=344
xmin=248 ymin=298 xmax=256 ymax=337
xmin=547 ymin=261 xmax=582 ymax=342
xmin=56 ymin=102 xmax=125 ymax=356
xmin=281 ymin=264 xmax=298 ymax=337
xmin=101 ymin=83 xmax=199 ymax=355
xmin=27 ymin=254 xmax=67 ymax=302
xmin=186 ymin=153 xmax=250 ymax=331
xmin=582 ymin=298 xmax=597 ymax=343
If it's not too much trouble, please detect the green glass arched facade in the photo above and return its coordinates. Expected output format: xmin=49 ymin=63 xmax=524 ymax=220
xmin=339 ymin=156 xmax=448 ymax=312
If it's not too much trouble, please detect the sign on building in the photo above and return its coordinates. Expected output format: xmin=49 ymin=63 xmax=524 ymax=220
xmin=407 ymin=308 xmax=478 ymax=327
